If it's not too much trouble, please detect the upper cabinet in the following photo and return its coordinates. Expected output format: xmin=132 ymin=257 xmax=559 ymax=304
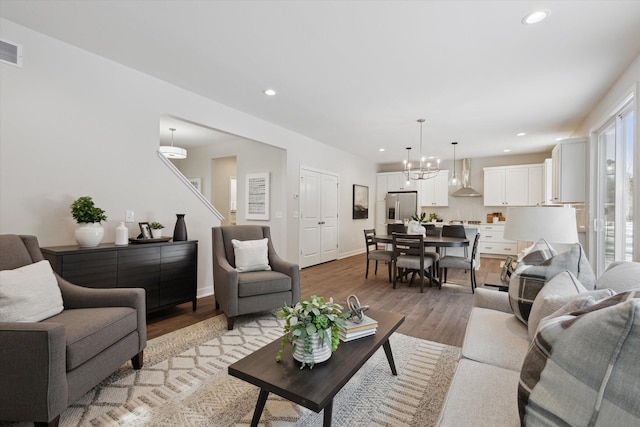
xmin=379 ymin=172 xmax=417 ymax=193
xmin=419 ymin=170 xmax=449 ymax=207
xmin=552 ymin=139 xmax=586 ymax=203
xmin=483 ymin=164 xmax=542 ymax=207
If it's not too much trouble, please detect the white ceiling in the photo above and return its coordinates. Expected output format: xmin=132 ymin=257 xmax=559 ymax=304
xmin=2 ymin=1 xmax=640 ymax=164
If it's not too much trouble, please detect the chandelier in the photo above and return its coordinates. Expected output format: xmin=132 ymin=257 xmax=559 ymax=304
xmin=403 ymin=119 xmax=440 ymax=180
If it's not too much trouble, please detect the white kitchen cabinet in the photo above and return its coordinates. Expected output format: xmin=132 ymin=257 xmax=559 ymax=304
xmin=384 ymin=172 xmax=417 ymax=192
xmin=542 ymin=158 xmax=554 ymax=205
xmin=478 ymin=224 xmax=518 ymax=256
xmin=528 ymin=164 xmax=543 ymax=206
xmin=483 ymin=164 xmax=541 ymax=207
xmin=419 ymin=169 xmax=449 ymax=207
xmin=552 ymin=140 xmax=586 ymax=203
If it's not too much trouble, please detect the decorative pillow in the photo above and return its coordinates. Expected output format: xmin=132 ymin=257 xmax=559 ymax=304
xmin=595 ymin=261 xmax=640 ymax=293
xmin=518 ymin=238 xmax=556 ymax=266
xmin=519 ymin=290 xmax=640 ymax=426
xmin=509 ymin=244 xmax=595 ymax=324
xmin=0 ymin=260 xmax=64 ymax=322
xmin=231 ymin=238 xmax=271 ymax=272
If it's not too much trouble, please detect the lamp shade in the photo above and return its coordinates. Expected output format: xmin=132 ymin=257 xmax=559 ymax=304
xmin=159 ymin=145 xmax=187 ymax=159
xmin=503 ymin=207 xmax=578 ymax=244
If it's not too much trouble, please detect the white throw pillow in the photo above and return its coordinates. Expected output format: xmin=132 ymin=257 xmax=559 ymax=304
xmin=231 ymin=238 xmax=271 ymax=272
xmin=0 ymin=260 xmax=64 ymax=322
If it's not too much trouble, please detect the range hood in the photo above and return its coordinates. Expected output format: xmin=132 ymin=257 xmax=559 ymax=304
xmin=451 ymin=158 xmax=482 ymax=197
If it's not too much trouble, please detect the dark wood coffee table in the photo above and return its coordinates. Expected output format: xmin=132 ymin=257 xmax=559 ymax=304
xmin=228 ymin=309 xmax=405 ymax=426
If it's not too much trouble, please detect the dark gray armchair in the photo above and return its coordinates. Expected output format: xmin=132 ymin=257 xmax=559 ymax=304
xmin=0 ymin=235 xmax=146 ymax=426
xmin=212 ymin=225 xmax=300 ymax=330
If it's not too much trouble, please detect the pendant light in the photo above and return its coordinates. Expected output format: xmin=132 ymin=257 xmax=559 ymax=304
xmin=449 ymin=142 xmax=460 ymax=186
xmin=403 ymin=119 xmax=440 ymax=180
xmin=159 ymin=128 xmax=187 ymax=159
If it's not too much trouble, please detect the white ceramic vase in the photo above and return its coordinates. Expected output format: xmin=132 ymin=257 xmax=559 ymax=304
xmin=75 ymin=222 xmax=104 ymax=247
xmin=292 ymin=328 xmax=332 ymax=365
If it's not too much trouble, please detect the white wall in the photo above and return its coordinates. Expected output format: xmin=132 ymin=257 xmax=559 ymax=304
xmin=0 ymin=19 xmax=378 ymax=298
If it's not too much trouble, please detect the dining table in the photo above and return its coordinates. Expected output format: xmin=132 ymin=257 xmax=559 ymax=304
xmin=373 ymin=234 xmax=469 ymax=251
xmin=373 ymin=234 xmax=469 ymax=288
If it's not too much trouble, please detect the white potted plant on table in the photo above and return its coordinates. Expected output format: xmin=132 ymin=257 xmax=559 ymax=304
xmin=276 ymin=295 xmax=348 ymax=369
xmin=70 ymin=196 xmax=107 ymax=247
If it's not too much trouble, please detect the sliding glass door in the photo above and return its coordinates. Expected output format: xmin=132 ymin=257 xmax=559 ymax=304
xmin=595 ymin=106 xmax=634 ymax=273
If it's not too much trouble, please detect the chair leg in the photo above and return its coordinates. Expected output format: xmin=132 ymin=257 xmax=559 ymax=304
xmin=375 ymin=260 xmax=379 ymax=275
xmin=226 ymin=315 xmax=235 ymax=330
xmin=387 ymin=261 xmax=392 ymax=282
xmin=131 ymin=351 xmax=144 ymax=369
xmin=471 ymin=268 xmax=476 ymax=293
xmin=215 ymin=299 xmax=220 ymax=310
xmin=365 ymin=258 xmax=370 ymax=278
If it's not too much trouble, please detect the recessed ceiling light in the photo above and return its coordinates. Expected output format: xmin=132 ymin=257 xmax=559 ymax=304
xmin=554 ymin=137 xmax=566 ymax=141
xmin=516 ymin=132 xmax=526 ymax=136
xmin=522 ymin=9 xmax=550 ymax=25
xmin=378 ymin=148 xmax=385 ymax=152
xmin=504 ymin=149 xmax=512 ymax=153
xmin=263 ymin=89 xmax=277 ymax=96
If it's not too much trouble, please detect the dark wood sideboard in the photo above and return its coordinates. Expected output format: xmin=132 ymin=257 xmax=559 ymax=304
xmin=41 ymin=240 xmax=198 ymax=313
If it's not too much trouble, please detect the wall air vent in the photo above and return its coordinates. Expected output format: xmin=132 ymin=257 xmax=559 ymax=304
xmin=0 ymin=39 xmax=23 ymax=67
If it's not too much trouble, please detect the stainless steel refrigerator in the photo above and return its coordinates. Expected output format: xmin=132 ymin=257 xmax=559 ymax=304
xmin=385 ymin=191 xmax=418 ymax=224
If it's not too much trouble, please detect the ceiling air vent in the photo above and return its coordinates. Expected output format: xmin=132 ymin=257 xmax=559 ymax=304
xmin=0 ymin=39 xmax=23 ymax=67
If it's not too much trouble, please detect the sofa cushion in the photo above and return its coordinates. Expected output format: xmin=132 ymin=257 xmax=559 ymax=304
xmin=519 ymin=290 xmax=640 ymax=426
xmin=0 ymin=260 xmax=64 ymax=322
xmin=461 ymin=307 xmax=530 ymax=371
xmin=232 ymin=238 xmax=271 ymax=272
xmin=508 ymin=244 xmax=595 ymax=324
xmin=46 ymin=307 xmax=138 ymax=370
xmin=237 ymin=270 xmax=291 ymax=297
xmin=595 ymin=261 xmax=640 ymax=293
xmin=437 ymin=358 xmax=520 ymax=427
xmin=527 ymin=271 xmax=615 ymax=339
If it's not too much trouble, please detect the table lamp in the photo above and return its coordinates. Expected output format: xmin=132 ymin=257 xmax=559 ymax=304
xmin=503 ymin=207 xmax=579 ymax=257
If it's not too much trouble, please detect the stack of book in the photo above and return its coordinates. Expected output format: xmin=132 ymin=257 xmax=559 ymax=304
xmin=339 ymin=315 xmax=378 ymax=342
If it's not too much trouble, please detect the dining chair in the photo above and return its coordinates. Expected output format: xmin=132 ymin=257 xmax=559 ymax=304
xmin=392 ymin=233 xmax=437 ymax=293
xmin=363 ymin=229 xmax=393 ymax=282
xmin=387 ymin=223 xmax=406 ymax=235
xmin=438 ymin=232 xmax=481 ymax=293
xmin=422 ymin=223 xmax=438 ymax=236
xmin=442 ymin=224 xmax=468 ymax=257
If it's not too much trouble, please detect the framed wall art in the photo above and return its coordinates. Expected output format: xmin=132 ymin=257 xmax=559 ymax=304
xmin=352 ymin=184 xmax=369 ymax=219
xmin=246 ymin=172 xmax=270 ymax=220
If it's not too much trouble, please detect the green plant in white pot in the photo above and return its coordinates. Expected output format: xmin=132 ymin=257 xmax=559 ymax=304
xmin=70 ymin=196 xmax=107 ymax=247
xmin=150 ymin=222 xmax=164 ymax=239
xmin=276 ymin=295 xmax=348 ymax=369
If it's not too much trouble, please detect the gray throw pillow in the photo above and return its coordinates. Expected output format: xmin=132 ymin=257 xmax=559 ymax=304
xmin=509 ymin=244 xmax=595 ymax=324
xmin=527 ymin=271 xmax=614 ymax=339
xmin=519 ymin=290 xmax=640 ymax=426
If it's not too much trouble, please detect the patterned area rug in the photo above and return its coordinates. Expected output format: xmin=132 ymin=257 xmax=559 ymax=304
xmin=7 ymin=313 xmax=461 ymax=426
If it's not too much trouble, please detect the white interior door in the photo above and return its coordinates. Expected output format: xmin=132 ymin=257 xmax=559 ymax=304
xmin=299 ymin=168 xmax=339 ymax=268
xmin=320 ymin=174 xmax=338 ymax=263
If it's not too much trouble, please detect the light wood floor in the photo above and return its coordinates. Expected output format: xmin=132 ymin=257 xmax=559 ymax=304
xmin=147 ymin=254 xmax=503 ymax=347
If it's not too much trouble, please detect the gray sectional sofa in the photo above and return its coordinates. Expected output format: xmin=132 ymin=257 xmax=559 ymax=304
xmin=437 ymin=260 xmax=640 ymax=426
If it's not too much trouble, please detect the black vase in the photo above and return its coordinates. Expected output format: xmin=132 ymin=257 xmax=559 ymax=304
xmin=173 ymin=214 xmax=187 ymax=241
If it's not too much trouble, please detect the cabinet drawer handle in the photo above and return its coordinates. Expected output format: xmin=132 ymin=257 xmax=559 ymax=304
xmin=485 ymin=246 xmax=492 ymax=249
xmin=486 ymin=235 xmax=493 ymax=238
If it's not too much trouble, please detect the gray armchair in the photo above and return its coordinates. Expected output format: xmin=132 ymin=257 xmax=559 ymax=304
xmin=0 ymin=235 xmax=146 ymax=426
xmin=212 ymin=225 xmax=300 ymax=330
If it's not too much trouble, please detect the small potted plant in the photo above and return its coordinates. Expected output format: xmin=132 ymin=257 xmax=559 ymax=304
xmin=276 ymin=295 xmax=349 ymax=369
xmin=411 ymin=212 xmax=427 ymax=223
xmin=70 ymin=196 xmax=107 ymax=247
xmin=150 ymin=222 xmax=164 ymax=239
xmin=429 ymin=212 xmax=439 ymax=223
